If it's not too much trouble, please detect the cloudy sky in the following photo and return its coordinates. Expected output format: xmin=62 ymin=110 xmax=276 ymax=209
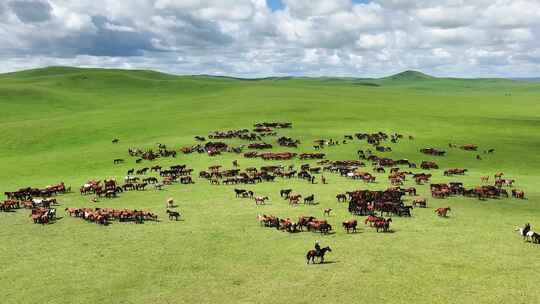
xmin=1 ymin=0 xmax=540 ymax=77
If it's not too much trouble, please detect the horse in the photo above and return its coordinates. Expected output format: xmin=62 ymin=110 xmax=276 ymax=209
xmin=306 ymin=246 xmax=332 ymax=264
xmin=515 ymin=224 xmax=531 ymax=241
xmin=289 ymin=194 xmax=301 ymax=205
xmin=280 ymin=189 xmax=292 ymax=198
xmin=234 ymin=188 xmax=246 ymax=198
xmin=166 ymin=210 xmax=181 ymax=221
xmin=412 ymin=197 xmax=427 ymax=208
xmin=365 ymin=215 xmax=383 ymax=227
xmin=342 ymin=220 xmax=357 ymax=233
xmin=254 ymin=196 xmax=269 ymax=205
xmin=374 ymin=218 xmax=392 ymax=232
xmin=435 ymin=207 xmax=451 ymax=217
xmin=304 ymin=194 xmax=315 ymax=204
xmin=323 ymin=208 xmax=332 ymax=216
xmin=531 ymin=232 xmax=540 ymax=244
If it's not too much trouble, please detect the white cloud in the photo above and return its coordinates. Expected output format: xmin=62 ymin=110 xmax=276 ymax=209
xmin=0 ymin=0 xmax=539 ymax=77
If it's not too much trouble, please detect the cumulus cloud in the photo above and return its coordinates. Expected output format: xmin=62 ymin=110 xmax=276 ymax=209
xmin=9 ymin=0 xmax=52 ymax=23
xmin=0 ymin=0 xmax=539 ymax=77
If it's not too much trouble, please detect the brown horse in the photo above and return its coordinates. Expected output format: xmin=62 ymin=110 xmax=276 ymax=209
xmin=254 ymin=196 xmax=269 ymax=205
xmin=365 ymin=215 xmax=383 ymax=227
xmin=289 ymin=194 xmax=301 ymax=205
xmin=323 ymin=208 xmax=332 ymax=216
xmin=435 ymin=207 xmax=451 ymax=217
xmin=342 ymin=220 xmax=357 ymax=233
xmin=412 ymin=197 xmax=427 ymax=208
xmin=373 ymin=218 xmax=392 ymax=232
xmin=306 ymin=246 xmax=332 ymax=264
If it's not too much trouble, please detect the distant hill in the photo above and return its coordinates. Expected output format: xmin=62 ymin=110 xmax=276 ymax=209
xmin=381 ymin=70 xmax=435 ymax=81
xmin=2 ymin=66 xmax=540 ymax=93
xmin=513 ymin=78 xmax=540 ymax=82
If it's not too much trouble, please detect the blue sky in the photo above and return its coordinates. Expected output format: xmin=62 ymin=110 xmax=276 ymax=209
xmin=1 ymin=0 xmax=539 ymax=77
xmin=266 ymin=0 xmax=284 ymax=11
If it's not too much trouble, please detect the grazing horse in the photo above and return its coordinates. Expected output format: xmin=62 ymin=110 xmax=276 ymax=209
xmin=166 ymin=210 xmax=181 ymax=221
xmin=289 ymin=194 xmax=301 ymax=205
xmin=112 ymin=139 xmax=119 ymax=144
xmin=323 ymin=208 xmax=332 ymax=216
xmin=234 ymin=188 xmax=246 ymax=198
xmin=435 ymin=207 xmax=451 ymax=217
xmin=412 ymin=197 xmax=427 ymax=208
xmin=304 ymin=194 xmax=315 ymax=204
xmin=306 ymin=246 xmax=332 ymax=264
xmin=365 ymin=215 xmax=383 ymax=227
xmin=254 ymin=196 xmax=269 ymax=205
xmin=342 ymin=220 xmax=357 ymax=233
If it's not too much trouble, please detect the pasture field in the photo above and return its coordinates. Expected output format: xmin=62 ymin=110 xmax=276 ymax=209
xmin=1 ymin=67 xmax=540 ymax=304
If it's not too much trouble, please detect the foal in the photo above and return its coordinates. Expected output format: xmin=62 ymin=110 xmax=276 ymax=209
xmin=166 ymin=210 xmax=181 ymax=221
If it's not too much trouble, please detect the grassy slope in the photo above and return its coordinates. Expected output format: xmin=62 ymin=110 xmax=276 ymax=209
xmin=0 ymin=67 xmax=539 ymax=304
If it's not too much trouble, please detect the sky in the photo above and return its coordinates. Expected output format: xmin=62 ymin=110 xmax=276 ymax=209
xmin=1 ymin=0 xmax=540 ymax=78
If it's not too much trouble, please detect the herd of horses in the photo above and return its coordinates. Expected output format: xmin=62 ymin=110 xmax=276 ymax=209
xmin=65 ymin=207 xmax=158 ymax=225
xmin=1 ymin=121 xmax=535 ymax=266
xmin=257 ymin=214 xmax=333 ymax=234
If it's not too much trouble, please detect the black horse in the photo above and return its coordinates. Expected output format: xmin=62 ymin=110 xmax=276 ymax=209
xmin=280 ymin=189 xmax=292 ymax=198
xmin=306 ymin=246 xmax=332 ymax=264
xmin=166 ymin=210 xmax=181 ymax=221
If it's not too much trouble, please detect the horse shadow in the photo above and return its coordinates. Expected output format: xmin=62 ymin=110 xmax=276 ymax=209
xmin=167 ymin=218 xmax=185 ymax=222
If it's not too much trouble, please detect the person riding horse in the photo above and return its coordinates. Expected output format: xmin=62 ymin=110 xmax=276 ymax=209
xmin=315 ymin=240 xmax=321 ymax=255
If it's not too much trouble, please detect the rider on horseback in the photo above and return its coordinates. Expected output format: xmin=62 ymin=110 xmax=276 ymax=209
xmin=315 ymin=240 xmax=321 ymax=255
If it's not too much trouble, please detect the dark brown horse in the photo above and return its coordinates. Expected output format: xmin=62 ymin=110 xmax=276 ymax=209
xmin=306 ymin=246 xmax=332 ymax=264
xmin=342 ymin=220 xmax=357 ymax=233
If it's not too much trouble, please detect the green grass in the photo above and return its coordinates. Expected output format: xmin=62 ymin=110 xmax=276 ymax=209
xmin=1 ymin=67 xmax=539 ymax=304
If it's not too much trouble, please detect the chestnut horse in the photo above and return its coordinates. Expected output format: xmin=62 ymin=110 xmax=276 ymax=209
xmin=435 ymin=207 xmax=451 ymax=217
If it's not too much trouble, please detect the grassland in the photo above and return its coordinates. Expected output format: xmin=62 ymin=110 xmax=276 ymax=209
xmin=0 ymin=67 xmax=539 ymax=304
